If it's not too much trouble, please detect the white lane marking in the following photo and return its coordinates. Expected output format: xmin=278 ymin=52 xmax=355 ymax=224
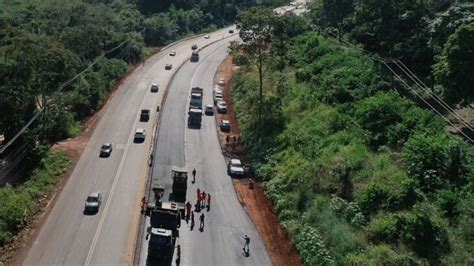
xmin=85 ymin=80 xmax=152 ymax=266
xmin=84 ymin=127 xmax=135 ymax=266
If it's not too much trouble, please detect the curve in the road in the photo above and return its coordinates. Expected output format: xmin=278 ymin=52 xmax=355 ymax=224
xmin=138 ymin=35 xmax=272 ymax=265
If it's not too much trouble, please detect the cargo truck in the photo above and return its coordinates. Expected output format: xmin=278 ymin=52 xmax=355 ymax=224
xmin=146 ymin=202 xmax=181 ymax=259
xmin=188 ymin=108 xmax=203 ymax=127
xmin=189 ymin=87 xmax=203 ymax=110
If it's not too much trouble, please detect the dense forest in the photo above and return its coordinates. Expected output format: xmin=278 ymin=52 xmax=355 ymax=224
xmin=232 ymin=1 xmax=473 ymax=265
xmin=0 ymin=0 xmax=285 ymax=255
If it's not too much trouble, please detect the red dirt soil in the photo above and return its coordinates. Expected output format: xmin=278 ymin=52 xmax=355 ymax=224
xmin=214 ymin=57 xmax=302 ymax=266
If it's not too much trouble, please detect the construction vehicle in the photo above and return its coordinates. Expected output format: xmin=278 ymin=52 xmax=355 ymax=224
xmin=189 ymin=87 xmax=203 ymax=110
xmin=188 ymin=108 xmax=203 ymax=127
xmin=171 ymin=166 xmax=188 ymax=216
xmin=146 ymin=202 xmax=181 ymax=259
xmin=190 ymin=51 xmax=199 ymax=62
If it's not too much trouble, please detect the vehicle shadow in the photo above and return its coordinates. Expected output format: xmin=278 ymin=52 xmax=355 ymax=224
xmin=83 ymin=209 xmax=99 ymax=216
xmin=187 ymin=124 xmax=201 ymax=130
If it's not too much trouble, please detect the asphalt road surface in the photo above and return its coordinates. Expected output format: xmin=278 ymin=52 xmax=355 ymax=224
xmin=138 ymin=34 xmax=272 ymax=265
xmin=23 ymin=27 xmax=236 ymax=265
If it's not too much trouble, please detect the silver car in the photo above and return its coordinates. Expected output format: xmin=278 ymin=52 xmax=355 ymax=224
xmin=99 ymin=143 xmax=113 ymax=157
xmin=216 ymin=100 xmax=227 ymax=113
xmin=84 ymin=192 xmax=102 ymax=213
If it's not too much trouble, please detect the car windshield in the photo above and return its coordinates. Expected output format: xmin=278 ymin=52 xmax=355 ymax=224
xmin=86 ymin=196 xmax=98 ymax=203
xmin=101 ymin=144 xmax=110 ymax=149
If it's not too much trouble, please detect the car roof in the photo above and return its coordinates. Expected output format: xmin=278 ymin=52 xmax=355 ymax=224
xmin=88 ymin=192 xmax=101 ymax=197
xmin=189 ymin=108 xmax=202 ymax=113
xmin=230 ymin=159 xmax=241 ymax=164
xmin=172 ymin=166 xmax=188 ymax=172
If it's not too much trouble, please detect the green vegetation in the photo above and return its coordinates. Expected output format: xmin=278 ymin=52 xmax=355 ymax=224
xmin=0 ymin=152 xmax=70 ymax=249
xmin=233 ymin=7 xmax=473 ymax=264
xmin=310 ymin=0 xmax=474 ymax=105
xmin=0 ymin=0 xmax=286 ymax=252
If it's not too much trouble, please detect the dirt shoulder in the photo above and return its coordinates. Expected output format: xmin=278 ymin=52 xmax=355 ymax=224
xmin=214 ymin=56 xmax=302 ymax=266
xmin=2 ymin=50 xmax=159 ymax=266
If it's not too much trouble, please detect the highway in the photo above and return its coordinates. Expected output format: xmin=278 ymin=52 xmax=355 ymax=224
xmin=23 ymin=27 xmax=237 ymax=265
xmin=137 ymin=35 xmax=272 ymax=265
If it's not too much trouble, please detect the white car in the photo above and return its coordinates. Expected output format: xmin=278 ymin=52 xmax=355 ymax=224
xmin=218 ymin=78 xmax=225 ymax=86
xmin=134 ymin=128 xmax=146 ymax=143
xmin=213 ymin=92 xmax=223 ymax=104
xmin=204 ymin=34 xmax=210 ymax=39
xmin=169 ymin=50 xmax=176 ymax=56
xmin=216 ymin=100 xmax=227 ymax=113
xmin=214 ymin=85 xmax=223 ymax=94
xmin=227 ymin=159 xmax=244 ymax=177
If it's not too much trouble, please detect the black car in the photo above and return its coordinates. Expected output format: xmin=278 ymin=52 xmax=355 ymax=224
xmin=191 ymin=44 xmax=198 ymax=50
xmin=99 ymin=143 xmax=113 ymax=157
xmin=220 ymin=120 xmax=231 ymax=132
xmin=228 ymin=29 xmax=234 ymax=33
xmin=165 ymin=63 xmax=173 ymax=70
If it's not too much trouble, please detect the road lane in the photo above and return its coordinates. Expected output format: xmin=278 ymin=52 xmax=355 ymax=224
xmin=138 ymin=34 xmax=272 ymax=265
xmin=24 ymin=27 xmax=235 ymax=265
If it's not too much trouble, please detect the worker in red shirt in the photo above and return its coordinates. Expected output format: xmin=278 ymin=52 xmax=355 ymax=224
xmin=201 ymin=191 xmax=207 ymax=208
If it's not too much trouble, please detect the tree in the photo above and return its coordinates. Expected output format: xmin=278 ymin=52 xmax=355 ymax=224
xmin=311 ymin=0 xmax=354 ymax=41
xmin=350 ymin=0 xmax=433 ymax=77
xmin=236 ymin=7 xmax=277 ymax=100
xmin=434 ymin=22 xmax=474 ymax=105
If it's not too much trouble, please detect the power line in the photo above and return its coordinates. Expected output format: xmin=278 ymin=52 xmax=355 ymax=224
xmin=315 ymin=25 xmax=473 ymax=143
xmin=0 ymin=30 xmax=144 ymax=154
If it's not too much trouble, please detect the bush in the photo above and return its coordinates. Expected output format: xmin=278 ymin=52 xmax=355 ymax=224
xmin=358 ymin=183 xmax=393 ymax=217
xmin=289 ymin=223 xmax=334 ymax=265
xmin=436 ymin=189 xmax=461 ymax=221
xmin=403 ymin=133 xmax=448 ymax=192
xmin=367 ymin=213 xmax=401 ymax=244
xmin=400 ymin=204 xmax=450 ymax=261
xmin=354 ymin=92 xmax=410 ymax=148
xmin=346 ymin=244 xmax=422 ymax=265
xmin=0 ymin=152 xmax=70 ymax=248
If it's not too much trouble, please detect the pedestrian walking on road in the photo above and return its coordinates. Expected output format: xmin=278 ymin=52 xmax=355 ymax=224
xmin=201 ymin=191 xmax=207 ymax=208
xmin=207 ymin=194 xmax=211 ymax=209
xmin=191 ymin=211 xmax=195 ymax=227
xmin=243 ymin=235 xmax=250 ymax=254
xmin=192 ymin=168 xmax=196 ymax=183
xmin=199 ymin=213 xmax=205 ymax=230
xmin=176 ymin=244 xmax=181 ymax=265
xmin=196 ymin=188 xmax=201 ymax=202
xmin=185 ymin=201 xmax=192 ymax=221
xmin=226 ymin=135 xmax=229 ymax=144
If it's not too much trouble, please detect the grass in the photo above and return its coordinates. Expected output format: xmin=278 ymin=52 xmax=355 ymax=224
xmin=0 ymin=151 xmax=70 ymax=260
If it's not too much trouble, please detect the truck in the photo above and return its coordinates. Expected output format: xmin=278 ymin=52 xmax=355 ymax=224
xmin=146 ymin=201 xmax=181 ymax=259
xmin=188 ymin=108 xmax=203 ymax=127
xmin=171 ymin=166 xmax=188 ymax=216
xmin=189 ymin=87 xmax=203 ymax=110
xmin=190 ymin=51 xmax=199 ymax=62
xmin=140 ymin=109 xmax=150 ymax=122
